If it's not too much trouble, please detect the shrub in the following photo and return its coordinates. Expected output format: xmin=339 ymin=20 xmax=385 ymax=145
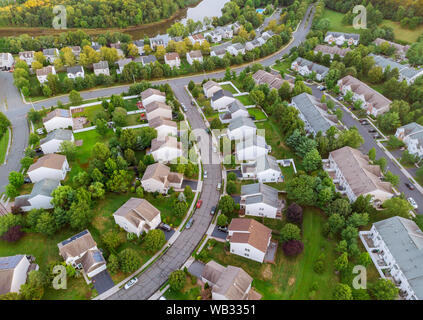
xmin=282 ymin=240 xmax=304 ymax=256
xmin=169 ymin=270 xmax=186 ymax=291
xmin=285 ymin=203 xmax=303 ymax=224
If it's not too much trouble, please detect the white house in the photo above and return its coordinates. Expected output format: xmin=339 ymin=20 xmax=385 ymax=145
xmin=42 ymin=108 xmax=73 ymax=132
xmin=67 ymin=65 xmax=85 ymax=79
xmin=36 ymin=66 xmax=56 ymax=84
xmin=227 ymin=218 xmax=272 ymax=263
xmin=0 ymin=52 xmax=14 ymax=70
xmin=241 ymin=154 xmax=282 ymax=183
xmin=219 ymin=100 xmax=249 ymax=123
xmin=240 ymin=183 xmax=282 ymax=219
xmin=42 ymin=48 xmax=59 ymax=63
xmin=150 ymin=34 xmax=171 ymax=50
xmin=291 ymin=57 xmax=329 ymax=81
xmin=58 ymin=230 xmax=107 ymax=278
xmin=395 ymin=122 xmax=423 ymax=158
xmin=18 ymin=51 xmax=35 ymax=66
xmin=150 ymin=136 xmax=183 ymax=163
xmin=27 ymin=154 xmax=69 ymax=183
xmin=141 ymin=88 xmax=166 ymax=107
xmin=236 ymin=135 xmax=269 ymax=161
xmin=116 ymin=58 xmax=132 ymax=74
xmin=227 ymin=116 xmax=257 ymax=141
xmin=211 ymin=89 xmax=236 ymax=111
xmin=204 ymin=30 xmax=223 ymax=43
xmin=14 ymin=179 xmax=60 ymax=212
xmin=186 ymin=50 xmax=203 ymax=65
xmin=370 ymin=54 xmax=423 ymax=85
xmin=189 ymin=34 xmax=206 ymax=45
xmin=40 ymin=129 xmax=74 ymax=154
xmin=93 ymin=61 xmax=110 ymax=76
xmin=149 ymin=117 xmax=178 ymax=139
xmin=325 ymin=31 xmax=360 ymax=46
xmin=245 ymin=39 xmax=261 ymax=51
xmin=203 ymin=81 xmax=222 ymax=99
xmin=145 ymin=101 xmax=172 ymax=121
xmin=164 ymin=52 xmax=181 ymax=68
xmin=141 ymin=163 xmax=183 ymax=194
xmin=360 ymin=216 xmax=423 ymax=300
xmin=227 ymin=43 xmax=245 ymax=56
xmin=0 ymin=255 xmax=38 ymax=295
xmin=113 ymin=198 xmax=161 ymax=237
xmin=110 ymin=42 xmax=124 ymax=57
xmin=133 ymin=40 xmax=145 ymax=55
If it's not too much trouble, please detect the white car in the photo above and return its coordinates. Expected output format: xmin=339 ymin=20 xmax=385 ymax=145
xmin=181 ymin=103 xmax=187 ymax=112
xmin=124 ymin=277 xmax=138 ymax=290
xmin=203 ymin=170 xmax=208 ymax=179
xmin=408 ymin=197 xmax=418 ymax=210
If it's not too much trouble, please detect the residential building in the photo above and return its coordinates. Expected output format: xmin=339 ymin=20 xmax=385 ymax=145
xmin=337 ymin=75 xmax=392 ymax=117
xmin=164 ymin=52 xmax=181 ymax=68
xmin=314 ymin=44 xmax=351 ymax=58
xmin=150 ymin=135 xmax=183 ymax=163
xmin=133 ymin=40 xmax=145 ymax=55
xmin=219 ymin=100 xmax=249 ymax=123
xmin=149 ymin=117 xmax=178 ymax=139
xmin=91 ymin=43 xmax=102 ymax=52
xmin=227 ymin=43 xmax=245 ymax=56
xmin=227 ymin=218 xmax=272 ymax=263
xmin=252 ymin=70 xmax=293 ymax=90
xmin=18 ymin=51 xmax=35 ymax=66
xmin=324 ymin=146 xmax=394 ymax=204
xmin=245 ymin=39 xmax=261 ymax=51
xmin=370 ymin=54 xmax=423 ymax=85
xmin=150 ymin=34 xmax=171 ymax=50
xmin=373 ymin=38 xmax=410 ymax=59
xmin=27 ymin=154 xmax=69 ymax=183
xmin=14 ymin=179 xmax=60 ymax=211
xmin=36 ymin=66 xmax=56 ymax=84
xmin=0 ymin=202 xmax=9 ymax=217
xmin=93 ymin=61 xmax=110 ymax=76
xmin=0 ymin=52 xmax=14 ymax=69
xmin=204 ymin=30 xmax=223 ymax=43
xmin=227 ymin=116 xmax=256 ymax=141
xmin=42 ymin=48 xmax=59 ymax=63
xmin=189 ymin=34 xmax=206 ymax=45
xmin=210 ymin=42 xmax=232 ymax=58
xmin=291 ymin=57 xmax=329 ymax=81
xmin=141 ymin=88 xmax=166 ymax=107
xmin=40 ymin=129 xmax=74 ymax=154
xmin=145 ymin=101 xmax=172 ymax=121
xmin=211 ymin=89 xmax=236 ymax=111
xmin=186 ymin=50 xmax=203 ymax=65
xmin=67 ymin=65 xmax=85 ymax=79
xmin=139 ymin=55 xmax=157 ymax=66
xmin=141 ymin=163 xmax=183 ymax=194
xmin=58 ymin=230 xmax=107 ymax=278
xmin=291 ymin=93 xmax=339 ymax=136
xmin=203 ymin=80 xmax=222 ymax=98
xmin=241 ymin=154 xmax=282 ymax=183
xmin=110 ymin=42 xmax=124 ymax=57
xmin=325 ymin=31 xmax=360 ymax=46
xmin=113 ymin=198 xmax=161 ymax=237
xmin=116 ymin=58 xmax=132 ymax=74
xmin=360 ymin=216 xmax=423 ymax=300
xmin=42 ymin=108 xmax=73 ymax=132
xmin=395 ymin=122 xmax=423 ymax=158
xmin=70 ymin=46 xmax=81 ymax=58
xmin=0 ymin=255 xmax=38 ymax=295
xmin=236 ymin=134 xmax=269 ymax=161
xmin=201 ymin=260 xmax=261 ymax=300
xmin=240 ymin=183 xmax=282 ymax=219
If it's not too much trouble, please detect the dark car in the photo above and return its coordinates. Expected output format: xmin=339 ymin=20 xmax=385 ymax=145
xmin=405 ymin=183 xmax=415 ymax=190
xmin=373 ymin=134 xmax=381 ymax=139
xmin=186 ymin=218 xmax=194 ymax=229
xmin=191 ymin=100 xmax=195 ymax=106
xmin=368 ymin=128 xmax=377 ymax=133
xmin=210 ymin=206 xmax=216 ymax=215
xmin=159 ymin=222 xmax=172 ymax=232
xmin=217 ymin=226 xmax=228 ymax=233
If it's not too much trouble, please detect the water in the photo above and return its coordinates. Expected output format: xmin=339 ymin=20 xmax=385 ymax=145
xmin=0 ymin=0 xmax=231 ymax=39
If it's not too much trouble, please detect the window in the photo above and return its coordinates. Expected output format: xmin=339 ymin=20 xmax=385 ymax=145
xmin=245 ymin=248 xmax=250 ymax=252
xmin=244 ymin=253 xmax=249 ymax=257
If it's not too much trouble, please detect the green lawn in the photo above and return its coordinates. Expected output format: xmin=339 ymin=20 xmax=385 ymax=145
xmin=321 ymin=9 xmax=360 ymax=34
xmin=72 ymin=104 xmax=103 ymax=124
xmin=272 ymin=59 xmax=293 ymax=74
xmin=0 ymin=128 xmax=10 ymax=163
xmin=236 ymin=95 xmax=255 ymax=106
xmin=164 ymin=274 xmax=202 ymax=300
xmin=381 ymin=20 xmax=423 ymax=44
xmin=221 ymin=84 xmax=238 ymax=94
xmin=247 ymin=107 xmax=267 ymax=120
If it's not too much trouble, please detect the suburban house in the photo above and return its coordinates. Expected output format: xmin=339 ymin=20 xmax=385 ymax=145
xmin=360 ymin=216 xmax=423 ymax=300
xmin=241 ymin=154 xmax=282 ymax=183
xmin=43 ymin=48 xmax=59 ymax=63
xmin=0 ymin=255 xmax=38 ymax=296
xmin=150 ymin=34 xmax=171 ymax=50
xmin=186 ymin=50 xmax=203 ymax=65
xmin=373 ymin=38 xmax=410 ymax=59
xmin=370 ymin=54 xmax=423 ymax=85
xmin=145 ymin=101 xmax=172 ymax=121
xmin=110 ymin=42 xmax=124 ymax=57
xmin=91 ymin=43 xmax=101 ymax=52
xmin=227 ymin=43 xmax=245 ymax=56
xmin=58 ymin=230 xmax=107 ymax=278
xmin=227 ymin=218 xmax=272 ymax=263
xmin=0 ymin=52 xmax=14 ymax=69
xmin=27 ymin=154 xmax=69 ymax=183
xmin=93 ymin=61 xmax=110 ymax=76
xmin=66 ymin=65 xmax=85 ymax=79
xmin=325 ymin=31 xmax=360 ymax=46
xmin=324 ymin=146 xmax=394 ymax=204
xmin=113 ymin=198 xmax=161 ymax=237
xmin=245 ymin=39 xmax=261 ymax=51
xmin=18 ymin=51 xmax=35 ymax=66
xmin=149 ymin=117 xmax=178 ymax=139
xmin=42 ymin=108 xmax=73 ymax=132
xmin=70 ymin=46 xmax=81 ymax=58
xmin=227 ymin=116 xmax=257 ymax=141
xmin=141 ymin=162 xmax=183 ymax=194
xmin=40 ymin=129 xmax=74 ymax=154
xmin=236 ymin=135 xmax=269 ymax=161
xmin=291 ymin=57 xmax=329 ymax=81
xmin=291 ymin=93 xmax=339 ymax=136
xmin=240 ymin=183 xmax=282 ymax=219
xmin=210 ymin=42 xmax=232 ymax=58
xmin=164 ymin=52 xmax=181 ymax=68
xmin=141 ymin=88 xmax=166 ymax=107
xmin=203 ymin=80 xmax=222 ymax=98
xmin=189 ymin=33 xmax=206 ymax=45
xmin=219 ymin=100 xmax=249 ymax=123
xmin=204 ymin=30 xmax=223 ymax=43
xmin=36 ymin=66 xmax=56 ymax=84
xmin=314 ymin=44 xmax=351 ymax=58
xmin=337 ymin=75 xmax=392 ymax=117
xmin=211 ymin=89 xmax=237 ymax=111
xmin=201 ymin=260 xmax=261 ymax=300
xmin=133 ymin=40 xmax=145 ymax=55
xmin=150 ymin=136 xmax=183 ymax=163
xmin=116 ymin=58 xmax=132 ymax=74
xmin=395 ymin=122 xmax=423 ymax=158
xmin=252 ymin=70 xmax=293 ymax=90
xmin=14 ymin=179 xmax=60 ymax=211
xmin=139 ymin=55 xmax=157 ymax=66
xmin=216 ymin=25 xmax=234 ymax=39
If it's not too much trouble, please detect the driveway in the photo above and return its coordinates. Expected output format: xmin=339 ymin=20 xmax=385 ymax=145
xmin=163 ymin=229 xmax=175 ymax=242
xmin=211 ymin=226 xmax=228 ymax=240
xmin=187 ymin=261 xmax=205 ymax=279
xmin=91 ymin=270 xmax=115 ymax=295
xmin=181 ymin=179 xmax=199 ymax=191
xmin=227 ymin=169 xmax=242 ymax=178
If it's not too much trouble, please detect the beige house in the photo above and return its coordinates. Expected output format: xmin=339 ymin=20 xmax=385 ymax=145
xmin=150 ymin=136 xmax=183 ymax=163
xmin=145 ymin=101 xmax=172 ymax=122
xmin=141 ymin=163 xmax=183 ymax=194
xmin=203 ymin=80 xmax=222 ymax=98
xmin=36 ymin=66 xmax=56 ymax=84
xmin=93 ymin=61 xmax=110 ymax=76
xmin=201 ymin=260 xmax=262 ymax=300
xmin=164 ymin=52 xmax=181 ymax=68
xmin=141 ymin=88 xmax=166 ymax=107
xmin=42 ymin=108 xmax=74 ymax=132
xmin=252 ymin=70 xmax=293 ymax=90
xmin=187 ymin=50 xmax=203 ymax=65
xmin=0 ymin=255 xmax=38 ymax=295
xmin=314 ymin=44 xmax=351 ymax=58
xmin=113 ymin=198 xmax=161 ymax=237
xmin=27 ymin=154 xmax=69 ymax=183
xmin=149 ymin=117 xmax=178 ymax=139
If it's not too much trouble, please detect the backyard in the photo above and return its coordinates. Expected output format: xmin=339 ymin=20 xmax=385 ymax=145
xmin=235 ymin=94 xmax=255 ymax=106
xmin=247 ymin=107 xmax=267 ymax=120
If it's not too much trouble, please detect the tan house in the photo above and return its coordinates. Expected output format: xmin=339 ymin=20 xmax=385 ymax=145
xmin=252 ymin=70 xmax=293 ymax=90
xmin=113 ymin=198 xmax=161 ymax=237
xmin=141 ymin=88 xmax=166 ymax=107
xmin=42 ymin=108 xmax=74 ymax=132
xmin=141 ymin=162 xmax=183 ymax=194
xmin=27 ymin=154 xmax=69 ymax=183
xmin=203 ymin=80 xmax=222 ymax=98
xmin=149 ymin=117 xmax=178 ymax=138
xmin=145 ymin=101 xmax=172 ymax=122
xmin=150 ymin=135 xmax=183 ymax=163
xmin=36 ymin=66 xmax=56 ymax=84
xmin=164 ymin=52 xmax=181 ymax=68
xmin=314 ymin=44 xmax=351 ymax=58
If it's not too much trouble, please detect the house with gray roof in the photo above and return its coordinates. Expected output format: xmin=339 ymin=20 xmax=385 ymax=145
xmin=66 ymin=65 xmax=85 ymax=79
xmin=227 ymin=116 xmax=256 ymax=140
xmin=395 ymin=122 xmax=423 ymax=158
xmin=93 ymin=61 xmax=110 ymax=76
xmin=219 ymin=100 xmax=249 ymax=123
xmin=0 ymin=255 xmax=38 ymax=295
xmin=241 ymin=183 xmax=282 ymax=218
xmin=138 ymin=55 xmax=157 ymax=66
xmin=370 ymin=54 xmax=423 ymax=85
xmin=14 ymin=179 xmax=60 ymax=212
xmin=210 ymin=42 xmax=232 ymax=58
xmin=227 ymin=42 xmax=245 ymax=56
xmin=360 ymin=216 xmax=423 ymax=300
xmin=245 ymin=39 xmax=261 ymax=51
xmin=42 ymin=48 xmax=59 ymax=63
xmin=291 ymin=57 xmax=329 ymax=81
xmin=211 ymin=89 xmax=236 ymax=111
xmin=325 ymin=31 xmax=360 ymax=46
xmin=116 ymin=58 xmax=132 ymax=74
xmin=133 ymin=40 xmax=145 ymax=55
xmin=291 ymin=93 xmax=339 ymax=136
xmin=241 ymin=154 xmax=282 ymax=183
xmin=150 ymin=34 xmax=171 ymax=50
xmin=40 ymin=129 xmax=74 ymax=154
xmin=236 ymin=134 xmax=269 ymax=161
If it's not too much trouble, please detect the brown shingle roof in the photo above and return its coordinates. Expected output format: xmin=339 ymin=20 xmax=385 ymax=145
xmin=145 ymin=101 xmax=172 ymax=113
xmin=165 ymin=52 xmax=180 ymax=61
xmin=150 ymin=136 xmax=182 ymax=152
xmin=141 ymin=88 xmax=165 ymax=101
xmin=149 ymin=117 xmax=177 ymax=129
xmin=36 ymin=65 xmax=54 ymax=77
xmin=228 ymin=218 xmax=272 ymax=253
xmin=113 ymin=198 xmax=160 ymax=227
xmin=58 ymin=230 xmax=96 ymax=260
xmin=28 ymin=154 xmax=66 ymax=173
xmin=42 ymin=108 xmax=71 ymax=123
xmin=188 ymin=50 xmax=203 ymax=59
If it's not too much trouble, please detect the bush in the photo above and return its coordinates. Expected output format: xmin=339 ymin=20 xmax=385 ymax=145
xmin=282 ymin=240 xmax=304 ymax=256
xmin=280 ymin=223 xmax=301 ymax=242
xmin=118 ymin=248 xmax=141 ymax=273
xmin=285 ymin=203 xmax=303 ymax=224
xmin=169 ymin=270 xmax=186 ymax=291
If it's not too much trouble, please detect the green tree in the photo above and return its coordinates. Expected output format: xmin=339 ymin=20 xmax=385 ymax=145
xmin=101 ymin=230 xmax=123 ymax=250
xmin=35 ymin=211 xmax=57 ymax=236
xmin=369 ymin=279 xmax=399 ymax=300
xmin=169 ymin=270 xmax=186 ymax=291
xmin=218 ymin=195 xmax=235 ymax=215
xmin=333 ymin=283 xmax=353 ymax=300
xmin=69 ymin=90 xmax=83 ymax=105
xmin=334 ymin=252 xmax=348 ymax=272
xmin=382 ymin=197 xmax=413 ymax=218
xmin=217 ymin=214 xmax=228 ymax=227
xmin=280 ymin=223 xmax=301 ymax=242
xmin=8 ymin=171 xmax=24 ymax=188
xmin=302 ymin=148 xmax=322 ymax=172
xmin=118 ymin=248 xmax=141 ymax=273
xmin=144 ymin=229 xmax=166 ymax=252
xmin=19 ymin=270 xmax=46 ymax=300
xmin=59 ymin=141 xmax=77 ymax=161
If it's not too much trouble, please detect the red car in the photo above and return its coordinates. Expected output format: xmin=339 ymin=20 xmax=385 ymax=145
xmin=196 ymin=200 xmax=203 ymax=208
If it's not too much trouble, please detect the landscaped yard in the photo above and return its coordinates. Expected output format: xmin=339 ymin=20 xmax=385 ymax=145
xmin=382 ymin=20 xmax=423 ymax=43
xmin=220 ymin=83 xmax=238 ymax=94
xmin=321 ymin=9 xmax=359 ymax=34
xmin=164 ymin=275 xmax=202 ymax=300
xmin=247 ymin=107 xmax=267 ymax=120
xmin=272 ymin=59 xmax=293 ymax=74
xmin=236 ymin=94 xmax=255 ymax=106
xmin=0 ymin=128 xmax=9 ymax=163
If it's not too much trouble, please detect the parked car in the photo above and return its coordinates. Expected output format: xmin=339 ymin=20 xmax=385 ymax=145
xmin=368 ymin=128 xmax=377 ymax=133
xmin=319 ymin=86 xmax=327 ymax=91
xmin=205 ymin=128 xmax=211 ymax=135
xmin=203 ymin=170 xmax=208 ymax=179
xmin=159 ymin=222 xmax=172 ymax=232
xmin=217 ymin=226 xmax=228 ymax=233
xmin=337 ymin=96 xmax=344 ymax=101
xmin=213 ymin=146 xmax=217 ymax=153
xmin=408 ymin=197 xmax=418 ymax=209
xmin=217 ymin=183 xmax=221 ymax=191
xmin=191 ymin=100 xmax=195 ymax=106
xmin=181 ymin=103 xmax=187 ymax=112
xmin=373 ymin=134 xmax=381 ymax=139
xmin=196 ymin=200 xmax=203 ymax=208
xmin=210 ymin=206 xmax=216 ymax=215
xmin=124 ymin=277 xmax=138 ymax=290
xmin=23 ymin=176 xmax=31 ymax=184
xmin=186 ymin=217 xmax=194 ymax=229
xmin=405 ymin=183 xmax=415 ymax=191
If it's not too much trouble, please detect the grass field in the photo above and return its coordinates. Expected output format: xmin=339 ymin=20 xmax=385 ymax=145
xmin=236 ymin=94 xmax=255 ymax=106
xmin=0 ymin=128 xmax=10 ymax=163
xmin=164 ymin=274 xmax=202 ymax=300
xmin=382 ymin=20 xmax=423 ymax=44
xmin=247 ymin=107 xmax=267 ymax=120
xmin=321 ymin=9 xmax=359 ymax=34
xmin=221 ymin=84 xmax=238 ymax=94
xmin=272 ymin=59 xmax=293 ymax=74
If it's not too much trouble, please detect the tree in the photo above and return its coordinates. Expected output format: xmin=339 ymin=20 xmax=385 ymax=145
xmin=20 ymin=157 xmax=34 ymax=171
xmin=88 ymin=182 xmax=105 ymax=199
xmin=35 ymin=211 xmax=57 ymax=236
xmin=184 ymin=185 xmax=193 ymax=199
xmin=334 ymin=252 xmax=348 ymax=272
xmin=327 ymin=213 xmax=345 ymax=234
xmin=227 ymin=172 xmax=237 ymax=181
xmin=387 ymin=136 xmax=405 ymax=149
xmin=5 ymin=184 xmax=19 ymax=199
xmin=28 ymin=133 xmax=40 ymax=146
xmin=59 ymin=141 xmax=77 ymax=161
xmin=112 ymin=107 xmax=128 ymax=127
xmin=8 ymin=171 xmax=24 ymax=188
xmin=368 ymin=147 xmax=376 ymax=161
xmin=136 ymin=127 xmax=157 ymax=150
xmin=101 ymin=230 xmax=123 ymax=250
xmin=174 ymin=201 xmax=187 ymax=217
xmin=218 ymin=195 xmax=235 ymax=215
xmin=217 ymin=214 xmax=228 ymax=227
xmin=95 ymin=118 xmax=108 ymax=135
xmin=280 ymin=223 xmax=301 ymax=242
xmin=19 ymin=270 xmax=46 ymax=300
xmin=108 ymin=254 xmax=120 ymax=274
xmin=0 ymin=213 xmax=22 ymax=236
xmin=368 ymin=66 xmax=383 ymax=83
xmin=384 ymin=171 xmax=399 ymax=186
xmin=226 ymin=181 xmax=236 ymax=195
xmin=382 ymin=197 xmax=413 ymax=218
xmin=333 ymin=283 xmax=353 ymax=300
xmin=406 ymin=42 xmax=423 ymax=65
xmin=326 ymin=198 xmax=351 ymax=217
xmin=118 ymin=248 xmax=141 ymax=273
xmin=144 ymin=229 xmax=166 ymax=252
xmin=286 ymin=175 xmax=318 ymax=206
xmin=69 ymin=90 xmax=83 ymax=105
xmin=369 ymin=279 xmax=399 ymax=300
xmin=282 ymin=240 xmax=304 ymax=256
xmin=92 ymin=142 xmax=111 ymax=162
xmin=302 ymin=148 xmax=322 ymax=172
xmin=1 ymin=225 xmax=24 ymax=242
xmin=286 ymin=203 xmax=303 ymax=224
xmin=169 ymin=270 xmax=186 ymax=291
